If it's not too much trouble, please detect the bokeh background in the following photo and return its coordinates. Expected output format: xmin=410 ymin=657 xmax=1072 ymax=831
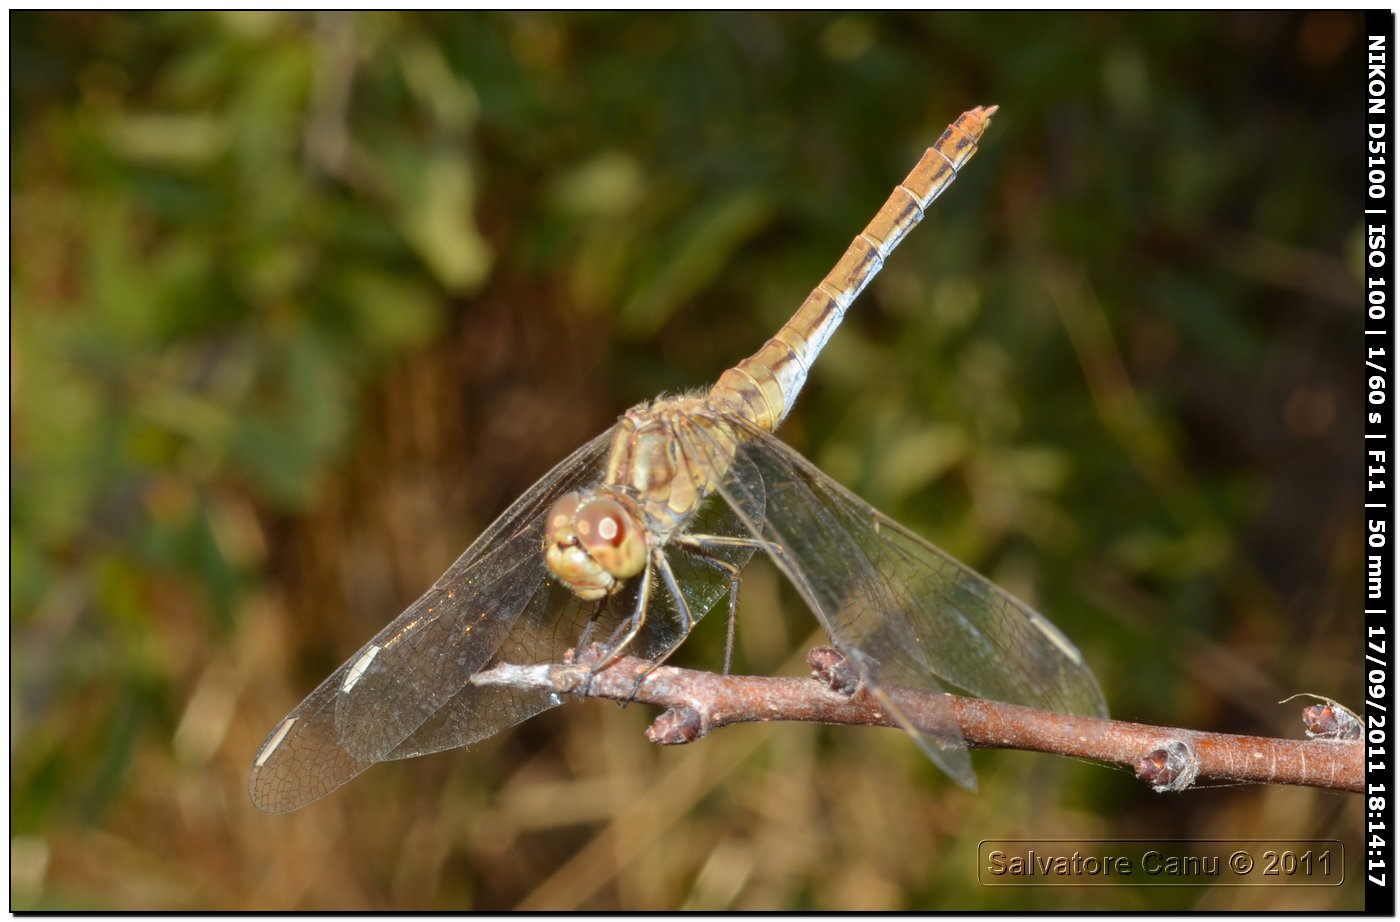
xmin=11 ymin=10 xmax=1366 ymax=910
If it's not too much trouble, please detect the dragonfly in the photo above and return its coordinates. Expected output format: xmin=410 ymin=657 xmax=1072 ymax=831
xmin=249 ymin=105 xmax=1108 ymax=813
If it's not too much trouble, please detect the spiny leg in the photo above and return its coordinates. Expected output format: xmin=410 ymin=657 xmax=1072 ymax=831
xmin=676 ymin=532 xmax=787 ymax=561
xmin=672 ymin=537 xmax=746 ymax=675
xmin=591 ymin=560 xmax=653 ymax=675
xmin=612 ymin=548 xmax=699 ymax=704
xmin=674 ymin=533 xmax=788 ymax=674
xmin=593 ymin=534 xmax=780 ymax=690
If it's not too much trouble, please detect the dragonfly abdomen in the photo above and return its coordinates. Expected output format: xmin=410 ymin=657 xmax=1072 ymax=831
xmin=710 ymin=105 xmax=997 ymax=433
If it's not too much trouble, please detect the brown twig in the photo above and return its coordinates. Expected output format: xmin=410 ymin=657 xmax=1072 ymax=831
xmin=470 ymin=645 xmax=1363 ymax=794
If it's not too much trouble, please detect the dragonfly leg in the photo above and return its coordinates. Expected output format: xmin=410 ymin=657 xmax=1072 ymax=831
xmin=671 ymin=537 xmax=748 ymax=675
xmin=594 ymin=549 xmax=699 ymax=705
xmin=676 ymin=533 xmax=781 ymax=556
xmin=614 ymin=548 xmax=700 ymax=704
xmin=677 ymin=532 xmax=809 ymax=676
xmin=591 ymin=560 xmax=653 ymax=674
xmin=719 ymin=569 xmax=740 ymax=676
xmin=676 ymin=532 xmax=796 ymax=573
xmin=651 ymin=548 xmax=697 ymax=645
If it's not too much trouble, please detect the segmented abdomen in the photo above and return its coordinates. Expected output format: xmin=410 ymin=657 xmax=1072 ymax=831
xmin=710 ymin=105 xmax=997 ymax=432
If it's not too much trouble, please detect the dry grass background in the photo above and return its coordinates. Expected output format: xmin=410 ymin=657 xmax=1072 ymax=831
xmin=12 ymin=11 xmax=1365 ymax=909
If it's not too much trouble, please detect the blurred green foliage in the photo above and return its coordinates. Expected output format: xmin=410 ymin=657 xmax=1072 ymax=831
xmin=12 ymin=10 xmax=1364 ymax=910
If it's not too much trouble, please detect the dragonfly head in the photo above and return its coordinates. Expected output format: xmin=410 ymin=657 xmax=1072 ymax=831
xmin=543 ymin=490 xmax=647 ymax=600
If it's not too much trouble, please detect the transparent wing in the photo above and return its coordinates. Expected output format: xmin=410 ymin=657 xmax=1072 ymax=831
xmin=383 ymin=489 xmax=755 ymax=762
xmin=248 ymin=425 xmax=619 ymax=814
xmin=676 ymin=414 xmax=1107 ymax=790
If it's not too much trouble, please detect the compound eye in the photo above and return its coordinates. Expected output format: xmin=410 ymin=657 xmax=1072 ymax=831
xmin=575 ymin=498 xmax=633 ymax=551
xmin=576 ymin=498 xmax=645 ymax=578
xmin=545 ymin=492 xmax=582 ymax=541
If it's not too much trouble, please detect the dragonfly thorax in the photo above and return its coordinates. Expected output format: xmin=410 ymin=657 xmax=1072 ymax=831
xmin=543 ymin=489 xmax=647 ymax=600
xmin=543 ymin=398 xmax=722 ymax=602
